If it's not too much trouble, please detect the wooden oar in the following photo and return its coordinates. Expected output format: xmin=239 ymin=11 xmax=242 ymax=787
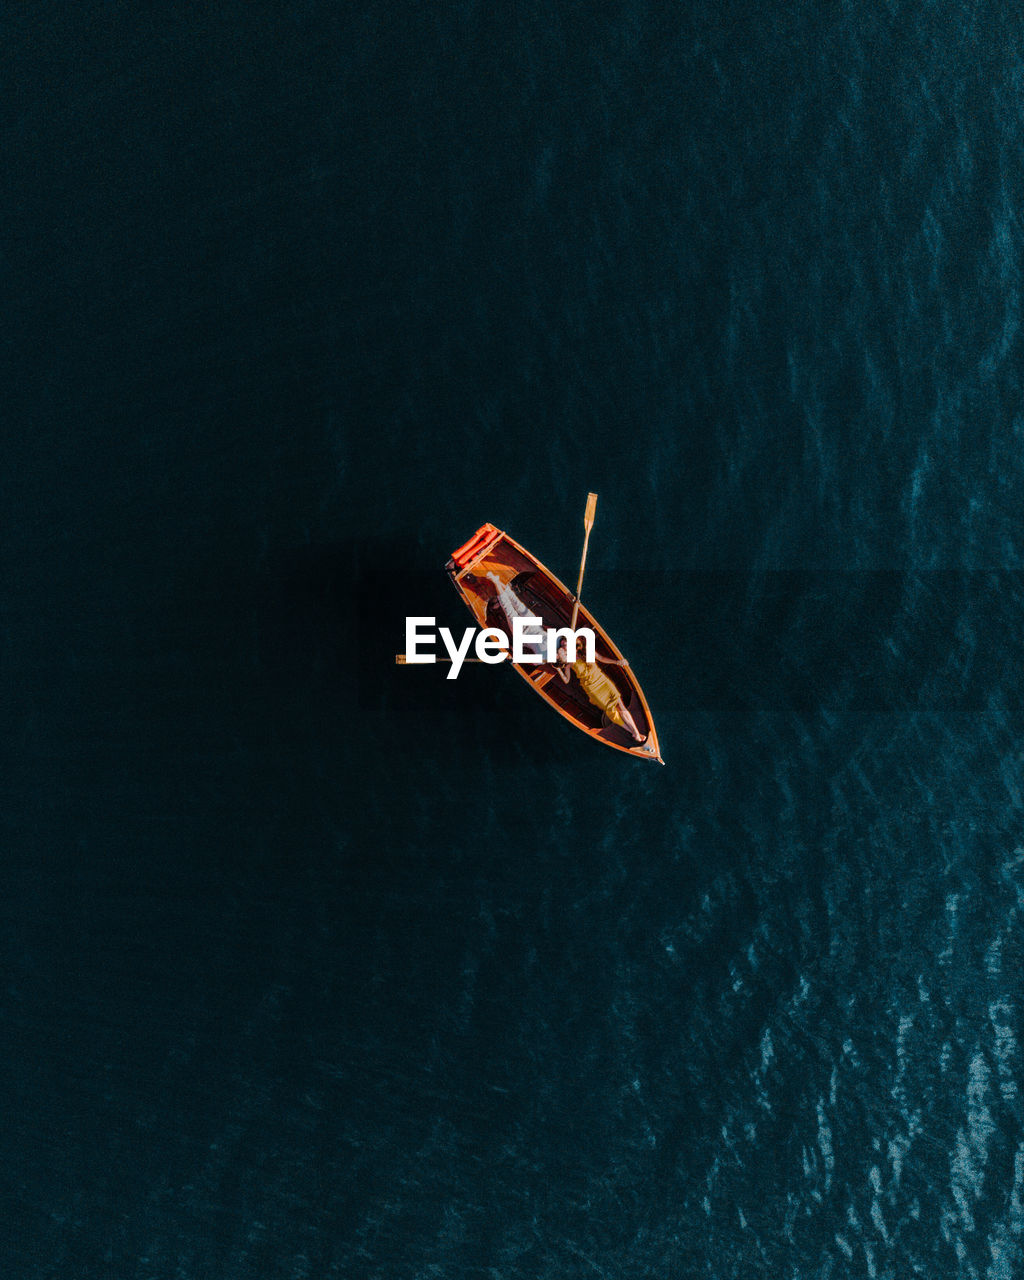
xmin=395 ymin=654 xmax=503 ymax=664
xmin=570 ymin=492 xmax=598 ymax=631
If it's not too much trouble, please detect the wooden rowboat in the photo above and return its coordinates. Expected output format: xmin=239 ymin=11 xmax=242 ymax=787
xmin=446 ymin=522 xmax=664 ymax=763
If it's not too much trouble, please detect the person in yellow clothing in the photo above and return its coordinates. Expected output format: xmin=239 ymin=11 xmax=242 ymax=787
xmin=554 ymin=636 xmax=646 ymax=744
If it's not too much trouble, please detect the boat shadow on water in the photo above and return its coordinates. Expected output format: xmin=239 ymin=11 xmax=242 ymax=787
xmin=253 ymin=535 xmax=555 ymax=765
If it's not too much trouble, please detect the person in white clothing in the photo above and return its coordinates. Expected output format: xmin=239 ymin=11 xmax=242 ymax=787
xmin=485 ymin=572 xmax=546 ymax=661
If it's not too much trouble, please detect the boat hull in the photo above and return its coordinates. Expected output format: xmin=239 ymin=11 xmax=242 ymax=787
xmin=446 ymin=524 xmax=663 ymax=763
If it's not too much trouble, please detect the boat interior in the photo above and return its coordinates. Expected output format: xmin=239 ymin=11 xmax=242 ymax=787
xmin=454 ymin=545 xmax=650 ymax=749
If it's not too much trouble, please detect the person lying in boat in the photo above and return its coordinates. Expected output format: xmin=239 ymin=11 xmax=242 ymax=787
xmin=554 ymin=636 xmax=647 ymax=744
xmin=484 ymin=571 xmax=546 ymax=661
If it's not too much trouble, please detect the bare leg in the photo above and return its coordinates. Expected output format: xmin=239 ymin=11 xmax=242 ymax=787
xmin=614 ymin=699 xmax=645 ymax=743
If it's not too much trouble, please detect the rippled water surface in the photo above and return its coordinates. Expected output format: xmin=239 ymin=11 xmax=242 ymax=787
xmin=4 ymin=3 xmax=1023 ymax=1277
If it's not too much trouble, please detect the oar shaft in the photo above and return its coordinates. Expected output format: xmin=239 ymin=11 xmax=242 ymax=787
xmin=570 ymin=492 xmax=598 ymax=631
xmin=395 ymin=654 xmax=503 ymax=664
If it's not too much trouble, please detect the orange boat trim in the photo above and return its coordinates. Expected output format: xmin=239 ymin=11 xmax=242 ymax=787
xmin=446 ymin=523 xmax=663 ymax=763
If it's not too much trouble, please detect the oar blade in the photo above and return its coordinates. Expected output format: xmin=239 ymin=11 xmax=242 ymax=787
xmin=584 ymin=491 xmax=598 ymax=528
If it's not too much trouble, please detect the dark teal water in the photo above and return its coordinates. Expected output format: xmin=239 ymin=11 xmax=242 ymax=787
xmin=4 ymin=4 xmax=1024 ymax=1277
